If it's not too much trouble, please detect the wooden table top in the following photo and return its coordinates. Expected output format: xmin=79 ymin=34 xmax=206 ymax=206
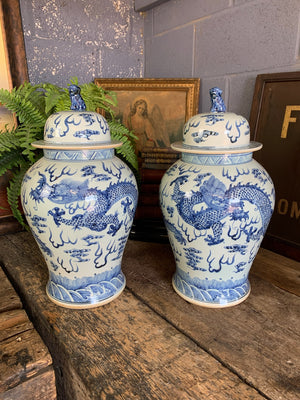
xmin=0 ymin=231 xmax=299 ymax=400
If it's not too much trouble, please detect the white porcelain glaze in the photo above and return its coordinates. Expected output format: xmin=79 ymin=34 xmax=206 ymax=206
xmin=159 ymin=87 xmax=275 ymax=307
xmin=21 ymin=85 xmax=138 ymax=308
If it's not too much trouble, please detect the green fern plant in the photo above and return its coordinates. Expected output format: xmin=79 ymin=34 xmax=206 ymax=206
xmin=0 ymin=77 xmax=138 ymax=227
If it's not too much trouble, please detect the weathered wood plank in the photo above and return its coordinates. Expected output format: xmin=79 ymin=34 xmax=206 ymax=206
xmin=0 ymin=367 xmax=56 ymax=400
xmin=0 ymin=309 xmax=33 ymax=342
xmin=0 ymin=263 xmax=56 ymax=399
xmin=121 ymin=240 xmax=300 ymax=400
xmin=0 ymin=232 xmax=265 ymax=400
xmin=0 ymin=268 xmax=22 ymax=313
xmin=251 ymin=247 xmax=300 ymax=296
xmin=0 ymin=326 xmax=53 ymax=393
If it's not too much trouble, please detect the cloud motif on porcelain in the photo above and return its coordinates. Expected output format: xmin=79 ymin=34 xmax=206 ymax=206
xmin=183 ymin=113 xmax=249 ymax=146
xmin=44 ymin=112 xmax=109 ymax=139
xmin=160 ymin=160 xmax=274 ymax=287
xmin=22 ymin=156 xmax=137 ymax=304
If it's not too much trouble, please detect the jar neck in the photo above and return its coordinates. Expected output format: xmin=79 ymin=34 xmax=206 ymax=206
xmin=43 ymin=148 xmax=115 ymax=161
xmin=181 ymin=152 xmax=253 ymax=165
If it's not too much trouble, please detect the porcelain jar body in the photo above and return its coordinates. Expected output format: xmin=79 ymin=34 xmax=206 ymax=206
xmin=160 ymin=152 xmax=275 ymax=307
xmin=21 ymin=149 xmax=138 ymax=308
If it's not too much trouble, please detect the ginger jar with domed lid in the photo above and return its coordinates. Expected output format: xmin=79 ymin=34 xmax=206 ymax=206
xmin=21 ymin=85 xmax=138 ymax=308
xmin=159 ymin=87 xmax=275 ymax=307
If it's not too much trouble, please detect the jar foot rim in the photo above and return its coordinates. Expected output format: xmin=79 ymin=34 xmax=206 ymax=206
xmin=172 ymin=275 xmax=251 ymax=308
xmin=46 ymin=280 xmax=126 ymax=309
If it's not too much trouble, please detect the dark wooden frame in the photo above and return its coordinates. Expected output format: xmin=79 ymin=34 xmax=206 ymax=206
xmin=134 ymin=0 xmax=170 ymax=12
xmin=0 ymin=0 xmax=28 ymax=235
xmin=249 ymin=71 xmax=300 ymax=261
xmin=1 ymin=0 xmax=28 ymax=87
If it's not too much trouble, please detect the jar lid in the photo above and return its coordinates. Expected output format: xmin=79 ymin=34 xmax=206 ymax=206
xmin=171 ymin=87 xmax=262 ymax=154
xmin=32 ymin=85 xmax=122 ymax=150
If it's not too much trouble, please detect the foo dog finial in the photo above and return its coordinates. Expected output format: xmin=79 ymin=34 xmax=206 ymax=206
xmin=209 ymin=87 xmax=226 ymax=113
xmin=68 ymin=84 xmax=86 ymax=111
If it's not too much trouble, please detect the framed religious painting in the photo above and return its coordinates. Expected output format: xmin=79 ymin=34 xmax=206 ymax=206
xmin=249 ymin=71 xmax=300 ymax=261
xmin=0 ymin=0 xmax=28 ymax=235
xmin=94 ymin=78 xmax=200 ymax=241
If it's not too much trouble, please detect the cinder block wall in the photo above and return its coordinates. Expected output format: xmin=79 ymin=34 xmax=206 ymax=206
xmin=143 ymin=0 xmax=300 ymax=118
xmin=19 ymin=0 xmax=144 ymax=87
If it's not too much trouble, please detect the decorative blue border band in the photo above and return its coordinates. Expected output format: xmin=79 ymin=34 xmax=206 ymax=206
xmin=47 ymin=269 xmax=125 ymax=304
xmin=182 ymin=152 xmax=252 ymax=165
xmin=44 ymin=149 xmax=114 ymax=160
xmin=173 ymin=272 xmax=250 ymax=305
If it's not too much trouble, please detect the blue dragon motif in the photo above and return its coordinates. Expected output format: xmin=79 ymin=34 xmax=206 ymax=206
xmin=170 ymin=174 xmax=272 ymax=246
xmin=30 ymin=172 xmax=137 ymax=235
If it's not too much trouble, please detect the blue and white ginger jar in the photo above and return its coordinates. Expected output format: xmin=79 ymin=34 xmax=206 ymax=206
xmin=159 ymin=87 xmax=275 ymax=307
xmin=21 ymin=85 xmax=138 ymax=308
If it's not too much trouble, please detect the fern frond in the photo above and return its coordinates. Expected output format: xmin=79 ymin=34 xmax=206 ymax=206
xmin=15 ymin=124 xmax=43 ymax=163
xmin=109 ymin=121 xmax=138 ymax=171
xmin=0 ymin=149 xmax=24 ymax=176
xmin=109 ymin=120 xmax=138 ymax=142
xmin=7 ymin=163 xmax=29 ymax=227
xmin=115 ymin=141 xmax=139 ymax=171
xmin=80 ymin=83 xmax=117 ymax=117
xmin=16 ymin=82 xmax=48 ymax=119
xmin=54 ymin=88 xmax=71 ymax=112
xmin=43 ymin=83 xmax=67 ymax=115
xmin=0 ymin=88 xmax=46 ymax=126
xmin=0 ymin=129 xmax=20 ymax=153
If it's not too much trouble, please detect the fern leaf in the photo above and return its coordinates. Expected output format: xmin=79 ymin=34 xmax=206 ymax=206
xmin=109 ymin=121 xmax=138 ymax=171
xmin=15 ymin=124 xmax=43 ymax=163
xmin=43 ymin=83 xmax=66 ymax=115
xmin=54 ymin=88 xmax=71 ymax=112
xmin=0 ymin=88 xmax=46 ymax=126
xmin=0 ymin=149 xmax=24 ymax=176
xmin=17 ymin=83 xmax=48 ymax=120
xmin=7 ymin=163 xmax=29 ymax=227
xmin=0 ymin=129 xmax=20 ymax=153
xmin=80 ymin=83 xmax=117 ymax=116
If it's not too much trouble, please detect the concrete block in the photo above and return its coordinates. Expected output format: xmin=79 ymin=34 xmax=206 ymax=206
xmin=19 ymin=0 xmax=144 ymax=86
xmin=228 ymin=73 xmax=258 ymax=119
xmin=100 ymin=48 xmax=144 ymax=78
xmin=24 ymin=39 xmax=98 ymax=86
xmin=228 ymin=64 xmax=300 ymax=120
xmin=153 ymin=0 xmax=230 ymax=35
xmin=194 ymin=0 xmax=300 ymax=77
xmin=143 ymin=9 xmax=154 ymax=38
xmin=144 ymin=25 xmax=194 ymax=77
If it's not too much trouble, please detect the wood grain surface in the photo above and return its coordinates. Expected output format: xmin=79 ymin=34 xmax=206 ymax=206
xmin=0 ymin=232 xmax=299 ymax=400
xmin=0 ymin=262 xmax=56 ymax=399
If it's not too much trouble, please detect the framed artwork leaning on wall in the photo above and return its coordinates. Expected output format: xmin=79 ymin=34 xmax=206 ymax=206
xmin=94 ymin=78 xmax=200 ymax=241
xmin=249 ymin=71 xmax=300 ymax=261
xmin=94 ymin=78 xmax=200 ymax=170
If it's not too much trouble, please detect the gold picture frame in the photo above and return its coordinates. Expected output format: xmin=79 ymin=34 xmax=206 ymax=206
xmin=94 ymin=78 xmax=200 ymax=169
xmin=94 ymin=78 xmax=200 ymax=241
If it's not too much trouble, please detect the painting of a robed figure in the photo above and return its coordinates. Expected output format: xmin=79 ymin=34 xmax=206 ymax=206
xmin=94 ymin=79 xmax=200 ymax=169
